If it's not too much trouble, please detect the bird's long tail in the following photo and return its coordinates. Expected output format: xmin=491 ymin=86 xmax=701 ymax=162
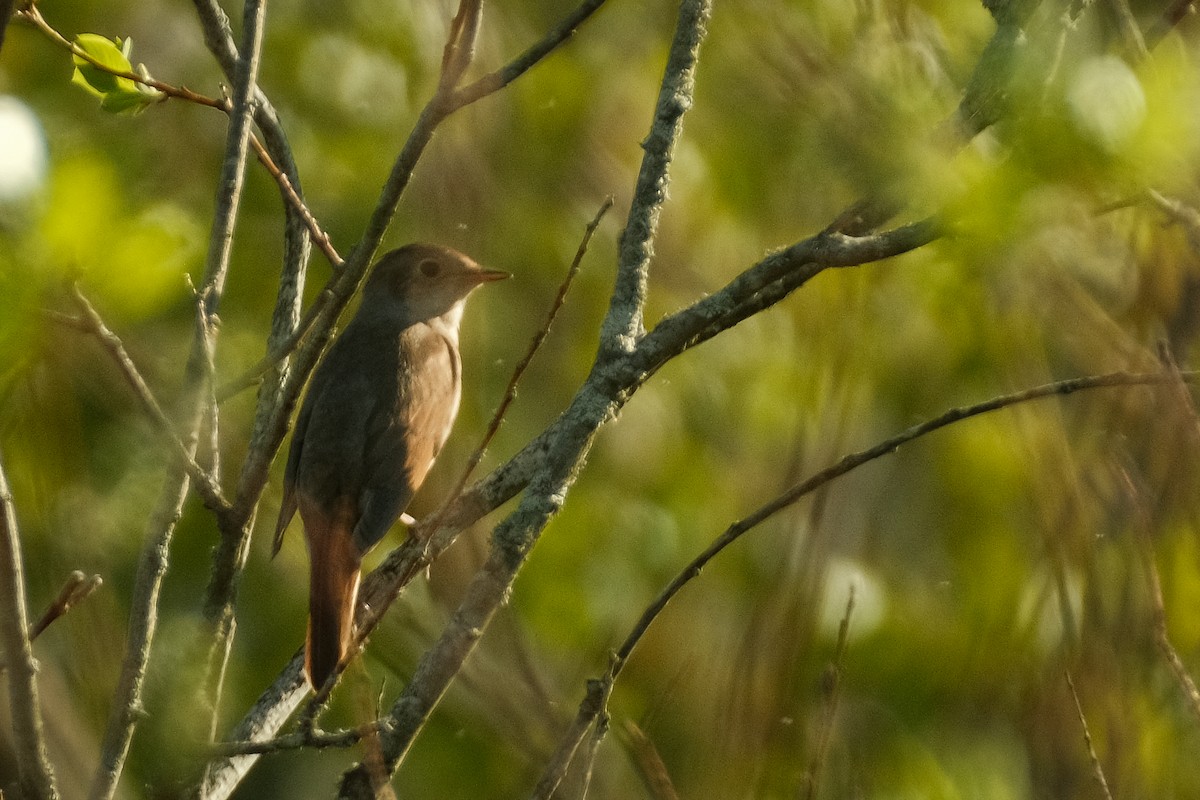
xmin=305 ymin=506 xmax=362 ymax=689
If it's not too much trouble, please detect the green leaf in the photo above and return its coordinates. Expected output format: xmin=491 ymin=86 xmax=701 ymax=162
xmin=71 ymin=34 xmax=134 ymax=96
xmin=69 ymin=34 xmax=162 ymax=115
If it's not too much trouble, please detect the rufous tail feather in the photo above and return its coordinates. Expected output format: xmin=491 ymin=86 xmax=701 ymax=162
xmin=305 ymin=515 xmax=362 ymax=689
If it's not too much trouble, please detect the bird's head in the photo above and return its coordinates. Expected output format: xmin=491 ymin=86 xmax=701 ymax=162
xmin=361 ymin=243 xmax=509 ymax=327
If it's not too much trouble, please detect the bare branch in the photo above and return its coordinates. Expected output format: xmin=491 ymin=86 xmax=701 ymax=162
xmin=69 ymin=285 xmax=231 ymax=516
xmin=639 ymin=220 xmax=940 ymax=369
xmin=449 ymin=0 xmax=610 ymax=108
xmin=601 ymin=0 xmax=711 ymax=354
xmin=0 ymin=454 xmax=59 ymax=800
xmin=210 ymin=719 xmax=393 ymax=757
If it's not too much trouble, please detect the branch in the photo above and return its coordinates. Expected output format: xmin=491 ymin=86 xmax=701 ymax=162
xmin=211 ymin=719 xmax=392 ymax=757
xmin=638 ymin=219 xmax=940 ymax=370
xmin=67 ymin=286 xmax=231 ymax=517
xmin=0 ymin=454 xmax=59 ymax=800
xmin=449 ymin=0 xmax=611 ymax=108
xmin=601 ymin=0 xmax=711 ymax=354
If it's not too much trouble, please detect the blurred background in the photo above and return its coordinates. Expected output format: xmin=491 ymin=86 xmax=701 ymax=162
xmin=4 ymin=0 xmax=1200 ymax=797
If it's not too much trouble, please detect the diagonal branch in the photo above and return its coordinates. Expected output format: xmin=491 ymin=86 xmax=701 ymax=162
xmin=67 ymin=286 xmax=231 ymax=517
xmin=448 ymin=0 xmax=610 ymax=108
xmin=638 ymin=219 xmax=940 ymax=371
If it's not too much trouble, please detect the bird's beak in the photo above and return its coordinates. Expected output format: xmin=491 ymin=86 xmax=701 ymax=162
xmin=474 ymin=268 xmax=511 ymax=283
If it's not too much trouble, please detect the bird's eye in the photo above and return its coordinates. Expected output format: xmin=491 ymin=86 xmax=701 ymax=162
xmin=419 ymin=258 xmax=441 ymax=278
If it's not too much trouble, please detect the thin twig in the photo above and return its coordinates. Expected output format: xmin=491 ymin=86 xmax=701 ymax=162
xmin=247 ymin=134 xmax=342 ymax=267
xmin=69 ymin=285 xmax=231 ymax=516
xmin=0 ymin=454 xmax=59 ymax=800
xmin=18 ymin=4 xmax=219 ymax=108
xmin=448 ymin=0 xmax=611 ymax=108
xmin=801 ymin=587 xmax=854 ymax=800
xmin=1064 ymin=671 xmax=1115 ymax=800
xmin=28 ymin=570 xmax=103 ymax=641
xmin=622 ymin=721 xmax=678 ymax=800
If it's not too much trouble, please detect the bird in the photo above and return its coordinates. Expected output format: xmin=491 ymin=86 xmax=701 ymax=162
xmin=273 ymin=243 xmax=508 ymax=689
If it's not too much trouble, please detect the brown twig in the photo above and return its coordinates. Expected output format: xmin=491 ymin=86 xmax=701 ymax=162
xmin=18 ymin=4 xmax=220 ymax=109
xmin=1064 ymin=671 xmax=1115 ymax=800
xmin=448 ymin=0 xmax=610 ymax=108
xmin=246 ymin=134 xmax=342 ymax=267
xmin=27 ymin=570 xmax=103 ymax=641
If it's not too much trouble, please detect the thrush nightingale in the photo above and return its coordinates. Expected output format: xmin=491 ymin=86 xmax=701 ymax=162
xmin=273 ymin=243 xmax=508 ymax=688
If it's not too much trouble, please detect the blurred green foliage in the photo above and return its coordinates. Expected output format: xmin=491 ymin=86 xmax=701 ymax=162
xmin=4 ymin=0 xmax=1200 ymax=798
